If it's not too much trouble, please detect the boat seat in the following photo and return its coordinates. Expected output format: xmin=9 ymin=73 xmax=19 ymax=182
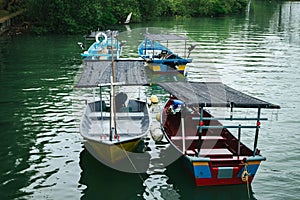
xmin=171 ymin=136 xmax=225 ymax=140
xmin=185 ymin=148 xmax=233 ymax=159
xmin=90 ymin=101 xmax=107 ymax=112
xmin=209 ymin=156 xmax=248 ymax=161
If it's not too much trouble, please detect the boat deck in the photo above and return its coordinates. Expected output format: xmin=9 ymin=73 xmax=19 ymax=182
xmin=186 ymin=148 xmax=233 ymax=157
xmin=88 ymin=112 xmax=146 ymax=134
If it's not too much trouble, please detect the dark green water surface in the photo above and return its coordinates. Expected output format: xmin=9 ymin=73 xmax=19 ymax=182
xmin=1 ymin=1 xmax=300 ymax=199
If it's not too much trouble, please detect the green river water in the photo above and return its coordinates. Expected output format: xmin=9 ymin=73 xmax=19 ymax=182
xmin=0 ymin=1 xmax=300 ymax=199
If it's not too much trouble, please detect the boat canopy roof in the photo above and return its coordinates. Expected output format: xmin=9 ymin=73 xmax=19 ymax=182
xmin=144 ymin=34 xmax=187 ymax=41
xmin=76 ymin=60 xmax=149 ymax=87
xmin=76 ymin=60 xmax=280 ymax=109
xmin=158 ymin=82 xmax=280 ymax=109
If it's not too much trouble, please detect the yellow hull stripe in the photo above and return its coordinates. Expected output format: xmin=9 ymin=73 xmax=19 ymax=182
xmin=152 ymin=65 xmax=161 ymax=71
xmin=88 ymin=140 xmax=139 ymax=163
xmin=193 ymin=162 xmax=209 ymax=166
xmin=177 ymin=65 xmax=186 ymax=71
xmin=248 ymin=161 xmax=261 ymax=165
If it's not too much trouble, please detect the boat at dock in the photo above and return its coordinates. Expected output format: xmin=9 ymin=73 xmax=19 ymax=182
xmin=159 ymin=81 xmax=280 ymax=186
xmin=138 ymin=34 xmax=194 ymax=74
xmin=76 ymin=58 xmax=280 ymax=184
xmin=80 ymin=90 xmax=150 ymax=164
xmin=80 ymin=30 xmax=123 ymax=60
xmin=78 ymin=56 xmax=151 ymax=167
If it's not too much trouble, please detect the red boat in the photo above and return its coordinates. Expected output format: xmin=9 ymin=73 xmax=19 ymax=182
xmin=159 ymin=82 xmax=280 ymax=186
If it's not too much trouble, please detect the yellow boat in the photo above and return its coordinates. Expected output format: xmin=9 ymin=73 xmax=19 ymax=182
xmin=80 ymin=92 xmax=150 ymax=165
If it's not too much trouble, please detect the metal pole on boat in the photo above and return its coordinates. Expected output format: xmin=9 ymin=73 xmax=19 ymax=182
xmin=253 ymin=107 xmax=261 ymax=156
xmin=197 ymin=106 xmax=204 ymax=157
xmin=93 ymin=88 xmax=96 ymax=112
xmin=152 ymin=39 xmax=154 ymax=59
xmin=100 ymin=85 xmax=103 ymax=120
xmin=181 ymin=117 xmax=186 ymax=153
xmin=144 ymin=37 xmax=147 ymax=55
xmin=111 ymin=32 xmax=118 ymax=138
xmin=115 ymin=31 xmax=119 ymax=59
xmin=109 ymin=75 xmax=113 ymax=141
xmin=230 ymin=102 xmax=234 ymax=120
xmin=184 ymin=39 xmax=186 ymax=58
xmin=238 ymin=124 xmax=241 ymax=156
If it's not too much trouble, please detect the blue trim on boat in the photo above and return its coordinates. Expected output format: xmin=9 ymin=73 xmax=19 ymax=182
xmin=138 ymin=38 xmax=192 ymax=65
xmin=218 ymin=167 xmax=233 ymax=178
xmin=194 ymin=165 xmax=212 ymax=178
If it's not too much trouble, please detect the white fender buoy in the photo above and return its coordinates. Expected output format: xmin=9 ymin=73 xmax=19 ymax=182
xmin=150 ymin=123 xmax=163 ymax=142
xmin=150 ymin=95 xmax=159 ymax=104
xmin=155 ymin=113 xmax=160 ymax=122
xmin=95 ymin=32 xmax=108 ymax=44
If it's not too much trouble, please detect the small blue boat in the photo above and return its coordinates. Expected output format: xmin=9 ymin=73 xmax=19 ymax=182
xmin=81 ymin=30 xmax=123 ymax=60
xmin=138 ymin=34 xmax=194 ymax=74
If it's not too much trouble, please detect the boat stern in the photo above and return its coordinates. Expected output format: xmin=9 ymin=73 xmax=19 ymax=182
xmin=184 ymin=155 xmax=266 ymax=186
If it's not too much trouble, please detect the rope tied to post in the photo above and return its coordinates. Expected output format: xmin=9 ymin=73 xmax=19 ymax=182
xmin=242 ymin=163 xmax=251 ymax=199
xmin=241 ymin=163 xmax=249 ymax=182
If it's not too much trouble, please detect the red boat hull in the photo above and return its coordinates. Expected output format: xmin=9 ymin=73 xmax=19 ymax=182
xmin=161 ymin=97 xmax=267 ymax=187
xmin=182 ymin=156 xmax=263 ymax=186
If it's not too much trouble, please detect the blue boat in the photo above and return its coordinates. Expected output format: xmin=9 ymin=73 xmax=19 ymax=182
xmin=138 ymin=34 xmax=194 ymax=74
xmin=81 ymin=30 xmax=123 ymax=60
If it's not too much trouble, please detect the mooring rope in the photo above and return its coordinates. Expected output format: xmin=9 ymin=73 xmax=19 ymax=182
xmin=118 ymin=139 xmax=156 ymax=199
xmin=241 ymin=163 xmax=251 ymax=199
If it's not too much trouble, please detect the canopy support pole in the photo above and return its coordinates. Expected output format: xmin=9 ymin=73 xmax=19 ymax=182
xmin=253 ymin=108 xmax=261 ymax=156
xmin=184 ymin=39 xmax=187 ymax=58
xmin=197 ymin=106 xmax=204 ymax=157
xmin=237 ymin=124 xmax=241 ymax=156
xmin=100 ymin=86 xmax=103 ymax=120
xmin=181 ymin=117 xmax=186 ymax=153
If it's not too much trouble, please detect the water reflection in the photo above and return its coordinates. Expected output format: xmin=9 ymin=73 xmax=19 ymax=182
xmin=79 ymin=149 xmax=147 ymax=200
xmin=0 ymin=35 xmax=83 ymax=199
xmin=165 ymin=158 xmax=256 ymax=200
xmin=1 ymin=0 xmax=300 ymax=199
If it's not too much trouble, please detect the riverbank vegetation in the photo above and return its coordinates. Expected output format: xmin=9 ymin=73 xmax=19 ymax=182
xmin=1 ymin=0 xmax=248 ymax=34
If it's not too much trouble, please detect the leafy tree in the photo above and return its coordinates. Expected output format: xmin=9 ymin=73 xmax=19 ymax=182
xmin=23 ymin=0 xmax=247 ymax=34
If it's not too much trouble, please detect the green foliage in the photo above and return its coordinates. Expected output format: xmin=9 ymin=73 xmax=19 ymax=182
xmin=172 ymin=0 xmax=248 ymax=17
xmin=23 ymin=0 xmax=247 ymax=34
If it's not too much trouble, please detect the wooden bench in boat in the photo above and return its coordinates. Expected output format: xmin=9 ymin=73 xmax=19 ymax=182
xmin=186 ymin=148 xmax=233 ymax=158
xmin=171 ymin=136 xmax=225 ymax=141
xmin=89 ymin=112 xmax=144 ymax=118
xmin=209 ymin=156 xmax=248 ymax=161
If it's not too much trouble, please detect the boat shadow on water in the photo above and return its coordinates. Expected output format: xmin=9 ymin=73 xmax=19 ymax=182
xmin=165 ymin=157 xmax=257 ymax=200
xmin=79 ymin=148 xmax=150 ymax=200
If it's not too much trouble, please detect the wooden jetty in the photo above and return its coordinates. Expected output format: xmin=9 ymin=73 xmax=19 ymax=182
xmin=0 ymin=10 xmax=24 ymax=34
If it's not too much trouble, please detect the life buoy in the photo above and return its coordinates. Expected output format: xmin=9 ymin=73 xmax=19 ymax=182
xmin=95 ymin=32 xmax=108 ymax=44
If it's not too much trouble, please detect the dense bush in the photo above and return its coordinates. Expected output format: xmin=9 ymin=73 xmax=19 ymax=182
xmin=21 ymin=0 xmax=247 ymax=34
